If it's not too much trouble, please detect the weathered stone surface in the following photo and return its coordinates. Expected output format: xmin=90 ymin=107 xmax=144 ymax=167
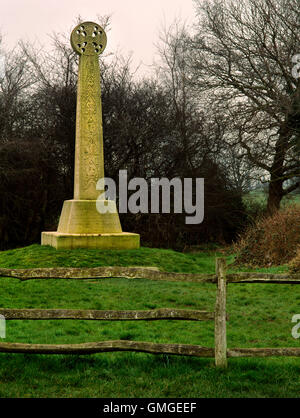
xmin=42 ymin=232 xmax=140 ymax=250
xmin=70 ymin=22 xmax=107 ymax=57
xmin=72 ymin=23 xmax=105 ymax=200
xmin=57 ymin=200 xmax=122 ymax=234
xmin=41 ymin=21 xmax=140 ymax=249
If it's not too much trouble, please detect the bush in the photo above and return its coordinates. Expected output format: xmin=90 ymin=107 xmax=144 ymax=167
xmin=234 ymin=205 xmax=300 ymax=267
xmin=0 ymin=138 xmax=70 ymax=250
xmin=243 ymin=194 xmax=267 ymax=223
xmin=289 ymin=247 xmax=300 ymax=272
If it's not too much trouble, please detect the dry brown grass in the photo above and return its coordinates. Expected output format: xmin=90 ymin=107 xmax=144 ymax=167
xmin=234 ymin=205 xmax=300 ymax=267
xmin=289 ymin=247 xmax=300 ymax=272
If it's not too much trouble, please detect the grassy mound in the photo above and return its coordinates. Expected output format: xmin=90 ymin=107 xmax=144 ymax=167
xmin=0 ymin=244 xmax=224 ymax=273
xmin=234 ymin=205 xmax=300 ymax=267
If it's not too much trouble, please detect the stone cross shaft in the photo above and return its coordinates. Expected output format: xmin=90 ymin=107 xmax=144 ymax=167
xmin=71 ymin=22 xmax=107 ymax=200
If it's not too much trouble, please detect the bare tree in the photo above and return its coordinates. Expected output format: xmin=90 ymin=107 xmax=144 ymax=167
xmin=190 ymin=0 xmax=300 ymax=213
xmin=0 ymin=44 xmax=35 ymax=140
xmin=155 ymin=20 xmax=226 ymax=176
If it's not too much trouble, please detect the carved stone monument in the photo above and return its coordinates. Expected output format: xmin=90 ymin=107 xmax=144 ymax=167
xmin=42 ymin=22 xmax=140 ymax=249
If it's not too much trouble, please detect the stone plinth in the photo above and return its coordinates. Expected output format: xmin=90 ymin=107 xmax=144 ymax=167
xmin=42 ymin=232 xmax=140 ymax=250
xmin=41 ymin=199 xmax=139 ymax=249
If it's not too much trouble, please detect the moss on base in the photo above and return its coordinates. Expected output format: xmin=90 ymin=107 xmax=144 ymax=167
xmin=41 ymin=232 xmax=140 ymax=250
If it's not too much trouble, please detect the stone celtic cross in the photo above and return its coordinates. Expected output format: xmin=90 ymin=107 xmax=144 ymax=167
xmin=41 ymin=22 xmax=140 ymax=249
xmin=70 ymin=21 xmax=107 ymax=199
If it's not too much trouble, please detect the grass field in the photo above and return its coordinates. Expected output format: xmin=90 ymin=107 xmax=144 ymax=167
xmin=0 ymin=245 xmax=299 ymax=398
xmin=243 ymin=190 xmax=300 ymax=207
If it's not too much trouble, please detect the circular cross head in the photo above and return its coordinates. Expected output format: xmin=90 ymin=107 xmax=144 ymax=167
xmin=70 ymin=21 xmax=107 ymax=56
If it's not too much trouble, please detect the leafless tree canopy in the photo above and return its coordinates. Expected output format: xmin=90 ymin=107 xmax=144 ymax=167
xmin=190 ymin=0 xmax=300 ymax=213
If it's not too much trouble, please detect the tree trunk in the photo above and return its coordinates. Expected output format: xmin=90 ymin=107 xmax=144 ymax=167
xmin=266 ymin=125 xmax=290 ymax=215
xmin=266 ymin=177 xmax=284 ymax=215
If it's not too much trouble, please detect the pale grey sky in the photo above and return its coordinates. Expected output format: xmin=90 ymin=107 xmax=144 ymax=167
xmin=1 ymin=0 xmax=196 ymax=76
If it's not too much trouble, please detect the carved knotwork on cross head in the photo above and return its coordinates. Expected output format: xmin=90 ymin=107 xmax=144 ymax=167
xmin=70 ymin=22 xmax=107 ymax=56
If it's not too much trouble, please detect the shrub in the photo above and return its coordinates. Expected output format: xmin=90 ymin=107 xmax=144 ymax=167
xmin=289 ymin=247 xmax=300 ymax=272
xmin=234 ymin=205 xmax=300 ymax=267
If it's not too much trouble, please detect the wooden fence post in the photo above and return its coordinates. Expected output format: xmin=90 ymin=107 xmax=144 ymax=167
xmin=215 ymin=257 xmax=227 ymax=368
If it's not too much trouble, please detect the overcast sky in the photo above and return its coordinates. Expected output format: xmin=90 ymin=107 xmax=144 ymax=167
xmin=1 ymin=0 xmax=196 ymax=76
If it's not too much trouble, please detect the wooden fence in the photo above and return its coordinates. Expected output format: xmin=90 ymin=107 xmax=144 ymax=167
xmin=0 ymin=259 xmax=300 ymax=368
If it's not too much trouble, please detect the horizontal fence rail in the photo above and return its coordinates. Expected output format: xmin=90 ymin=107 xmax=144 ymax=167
xmin=0 ymin=259 xmax=299 ymax=368
xmin=0 ymin=342 xmax=299 ymax=358
xmin=226 ymin=272 xmax=300 ymax=284
xmin=0 ymin=266 xmax=299 ymax=284
xmin=0 ymin=341 xmax=214 ymax=357
xmin=0 ymin=308 xmax=216 ymax=321
xmin=0 ymin=267 xmax=216 ymax=283
xmin=227 ymin=348 xmax=300 ymax=357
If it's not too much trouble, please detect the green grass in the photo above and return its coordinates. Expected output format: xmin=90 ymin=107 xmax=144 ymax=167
xmin=243 ymin=191 xmax=300 ymax=208
xmin=0 ymin=244 xmax=223 ymax=272
xmin=0 ymin=245 xmax=299 ymax=398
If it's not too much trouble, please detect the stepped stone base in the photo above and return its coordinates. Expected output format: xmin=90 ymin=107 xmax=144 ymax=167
xmin=42 ymin=199 xmax=140 ymax=250
xmin=41 ymin=232 xmax=140 ymax=250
